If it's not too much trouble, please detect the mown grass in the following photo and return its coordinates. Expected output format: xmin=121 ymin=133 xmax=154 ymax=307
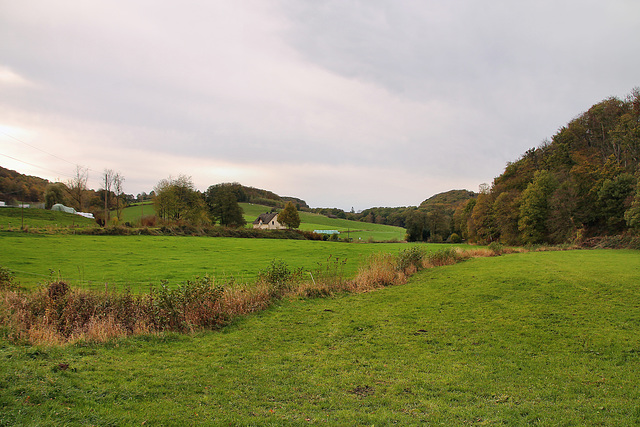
xmin=0 ymin=232 xmax=447 ymax=291
xmin=1 ymin=249 xmax=638 ymax=425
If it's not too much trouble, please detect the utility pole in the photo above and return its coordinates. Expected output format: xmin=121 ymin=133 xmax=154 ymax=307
xmin=21 ymin=194 xmax=24 ymax=231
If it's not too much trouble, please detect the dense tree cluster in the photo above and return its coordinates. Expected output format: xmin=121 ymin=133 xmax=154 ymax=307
xmin=154 ymin=175 xmax=208 ymax=225
xmin=456 ymin=88 xmax=640 ymax=245
xmin=204 ymin=183 xmax=246 ymax=227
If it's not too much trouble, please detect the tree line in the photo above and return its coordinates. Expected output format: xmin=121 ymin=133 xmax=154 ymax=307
xmin=306 ymin=190 xmax=476 ymax=243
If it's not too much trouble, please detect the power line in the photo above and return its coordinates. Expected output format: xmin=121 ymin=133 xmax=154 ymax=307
xmin=0 ymin=152 xmax=74 ymax=179
xmin=1 ymin=130 xmax=91 ymax=170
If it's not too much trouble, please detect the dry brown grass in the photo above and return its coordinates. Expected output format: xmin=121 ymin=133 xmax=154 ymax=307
xmin=1 ymin=245 xmax=539 ymax=346
xmin=349 ymin=253 xmax=407 ymax=292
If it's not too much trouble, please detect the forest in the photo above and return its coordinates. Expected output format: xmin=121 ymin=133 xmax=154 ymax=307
xmin=453 ymin=88 xmax=640 ymax=245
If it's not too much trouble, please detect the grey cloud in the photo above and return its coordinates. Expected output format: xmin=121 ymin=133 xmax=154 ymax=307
xmin=1 ymin=0 xmax=639 ymax=209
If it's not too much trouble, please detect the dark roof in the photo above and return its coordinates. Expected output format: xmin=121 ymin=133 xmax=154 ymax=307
xmin=253 ymin=212 xmax=278 ymax=224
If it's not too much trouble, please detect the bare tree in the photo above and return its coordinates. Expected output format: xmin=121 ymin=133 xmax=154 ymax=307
xmin=67 ymin=165 xmax=88 ymax=211
xmin=113 ymin=172 xmax=125 ymax=221
xmin=102 ymin=169 xmax=114 ymax=226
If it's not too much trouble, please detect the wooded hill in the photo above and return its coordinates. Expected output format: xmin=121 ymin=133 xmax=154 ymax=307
xmin=0 ymin=166 xmax=50 ymax=204
xmin=206 ymin=182 xmax=309 ymax=210
xmin=454 ymin=88 xmax=640 ymax=245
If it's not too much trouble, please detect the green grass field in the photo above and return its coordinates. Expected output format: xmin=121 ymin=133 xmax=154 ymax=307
xmin=113 ymin=202 xmax=155 ymax=224
xmin=0 ymin=231 xmax=429 ymax=291
xmin=1 ymin=249 xmax=639 ymax=425
xmin=0 ymin=208 xmax=96 ymax=229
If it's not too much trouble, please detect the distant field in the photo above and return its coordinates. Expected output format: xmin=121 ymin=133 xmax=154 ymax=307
xmin=115 ymin=202 xmax=407 ymax=241
xmin=114 ymin=202 xmax=155 ymax=224
xmin=0 ymin=207 xmax=96 ymax=229
xmin=0 ymin=231 xmax=435 ymax=291
xmin=2 ymin=249 xmax=639 ymax=425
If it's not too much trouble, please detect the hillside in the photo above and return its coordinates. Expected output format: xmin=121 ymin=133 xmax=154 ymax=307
xmin=0 ymin=207 xmax=97 ymax=229
xmin=419 ymin=189 xmax=476 ymax=209
xmin=455 ymin=88 xmax=640 ymax=245
xmin=207 ymin=182 xmax=309 ymax=209
xmin=0 ymin=166 xmax=50 ymax=204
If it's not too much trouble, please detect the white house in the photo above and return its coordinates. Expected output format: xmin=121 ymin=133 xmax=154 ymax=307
xmin=253 ymin=212 xmax=285 ymax=230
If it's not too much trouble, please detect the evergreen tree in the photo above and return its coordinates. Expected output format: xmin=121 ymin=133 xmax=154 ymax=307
xmin=278 ymin=201 xmax=300 ymax=229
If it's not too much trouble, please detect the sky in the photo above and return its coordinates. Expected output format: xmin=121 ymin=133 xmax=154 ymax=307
xmin=1 ymin=1 xmax=639 ymax=211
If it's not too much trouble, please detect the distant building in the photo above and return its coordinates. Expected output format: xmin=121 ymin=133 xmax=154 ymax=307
xmin=253 ymin=212 xmax=285 ymax=230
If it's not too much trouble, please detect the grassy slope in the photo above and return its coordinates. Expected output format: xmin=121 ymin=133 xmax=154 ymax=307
xmin=0 ymin=232 xmax=424 ymax=291
xmin=114 ymin=202 xmax=155 ymax=224
xmin=0 ymin=208 xmax=96 ymax=229
xmin=1 ymin=250 xmax=639 ymax=425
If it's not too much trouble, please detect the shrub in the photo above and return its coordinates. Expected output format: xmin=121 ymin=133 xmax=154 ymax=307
xmin=449 ymin=233 xmax=462 ymax=243
xmin=150 ymin=276 xmax=225 ymax=330
xmin=396 ymin=246 xmax=426 ymax=273
xmin=488 ymin=242 xmax=505 ymax=255
xmin=257 ymin=260 xmax=303 ymax=298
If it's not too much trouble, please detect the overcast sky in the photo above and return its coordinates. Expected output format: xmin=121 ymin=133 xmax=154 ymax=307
xmin=1 ymin=1 xmax=639 ymax=210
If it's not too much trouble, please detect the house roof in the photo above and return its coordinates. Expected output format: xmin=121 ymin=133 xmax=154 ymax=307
xmin=253 ymin=212 xmax=278 ymax=224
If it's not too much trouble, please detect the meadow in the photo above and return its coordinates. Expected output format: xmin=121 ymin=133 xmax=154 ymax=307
xmin=1 ymin=249 xmax=639 ymax=425
xmin=0 ymin=231 xmax=423 ymax=291
xmin=0 ymin=207 xmax=96 ymax=229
